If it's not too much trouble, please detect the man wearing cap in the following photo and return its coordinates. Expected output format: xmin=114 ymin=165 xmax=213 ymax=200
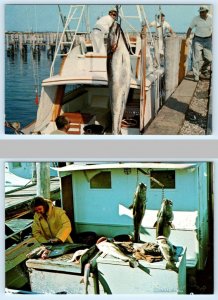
xmin=186 ymin=5 xmax=212 ymax=82
xmin=91 ymin=9 xmax=117 ymax=53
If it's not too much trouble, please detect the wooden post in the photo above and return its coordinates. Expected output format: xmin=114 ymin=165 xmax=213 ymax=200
xmin=178 ymin=38 xmax=189 ymax=84
xmin=32 ymin=162 xmax=37 ymax=183
xmin=51 ymin=85 xmax=66 ymax=121
xmin=140 ymin=25 xmax=147 ymax=132
xmin=36 ymin=162 xmax=50 ymax=198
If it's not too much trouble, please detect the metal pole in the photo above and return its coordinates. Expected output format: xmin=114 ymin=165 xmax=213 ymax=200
xmin=32 ymin=162 xmax=37 ymax=183
xmin=140 ymin=25 xmax=147 ymax=132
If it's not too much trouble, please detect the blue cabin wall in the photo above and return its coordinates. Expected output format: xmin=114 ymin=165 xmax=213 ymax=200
xmin=72 ymin=166 xmax=200 ymax=226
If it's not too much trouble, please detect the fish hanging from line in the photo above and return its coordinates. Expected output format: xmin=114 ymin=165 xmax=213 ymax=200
xmin=129 ymin=183 xmax=147 ymax=242
xmin=153 ymin=198 xmax=174 ymax=239
xmin=107 ymin=21 xmax=131 ymax=135
xmin=154 ymin=199 xmax=178 ymax=272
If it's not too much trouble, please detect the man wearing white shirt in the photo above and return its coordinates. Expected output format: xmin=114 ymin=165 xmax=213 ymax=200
xmin=149 ymin=13 xmax=175 ymax=59
xmin=149 ymin=13 xmax=174 ymax=36
xmin=186 ymin=5 xmax=212 ymax=82
xmin=91 ymin=9 xmax=117 ymax=53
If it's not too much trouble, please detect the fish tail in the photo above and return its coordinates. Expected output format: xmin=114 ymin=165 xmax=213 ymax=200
xmin=166 ymin=262 xmax=178 ymax=273
xmin=129 ymin=258 xmax=139 ymax=268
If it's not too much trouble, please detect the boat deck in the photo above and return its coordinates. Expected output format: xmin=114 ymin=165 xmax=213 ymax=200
xmin=5 ymin=177 xmax=60 ymax=220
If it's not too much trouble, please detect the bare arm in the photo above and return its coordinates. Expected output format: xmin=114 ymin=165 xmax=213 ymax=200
xmin=169 ymin=27 xmax=176 ymax=35
xmin=186 ymin=27 xmax=192 ymax=39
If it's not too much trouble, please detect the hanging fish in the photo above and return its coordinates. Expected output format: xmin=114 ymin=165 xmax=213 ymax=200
xmin=153 ymin=199 xmax=174 ymax=239
xmin=129 ymin=183 xmax=147 ymax=242
xmin=107 ymin=22 xmax=131 ymax=134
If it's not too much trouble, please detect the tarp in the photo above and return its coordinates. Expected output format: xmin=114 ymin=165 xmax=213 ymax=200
xmin=34 ymin=86 xmax=57 ymax=132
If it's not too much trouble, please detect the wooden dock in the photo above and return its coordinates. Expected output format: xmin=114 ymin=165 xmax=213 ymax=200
xmin=5 ymin=177 xmax=60 ymax=220
xmin=144 ymin=72 xmax=211 ymax=135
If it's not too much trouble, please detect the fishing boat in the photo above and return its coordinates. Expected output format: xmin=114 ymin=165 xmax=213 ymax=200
xmin=6 ymin=162 xmax=58 ymax=180
xmin=15 ymin=4 xmax=189 ymax=135
xmin=5 ymin=165 xmax=32 ymax=193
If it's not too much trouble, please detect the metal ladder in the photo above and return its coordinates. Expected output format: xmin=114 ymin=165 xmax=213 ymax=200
xmin=50 ymin=5 xmax=86 ymax=76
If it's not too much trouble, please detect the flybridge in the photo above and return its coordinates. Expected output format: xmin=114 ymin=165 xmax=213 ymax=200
xmin=50 ymin=5 xmax=153 ymax=77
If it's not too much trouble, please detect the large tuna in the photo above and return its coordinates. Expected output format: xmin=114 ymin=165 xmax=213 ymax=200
xmin=107 ymin=22 xmax=131 ymax=134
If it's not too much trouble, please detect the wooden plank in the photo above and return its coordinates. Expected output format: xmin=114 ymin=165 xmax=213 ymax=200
xmin=6 ymin=219 xmax=33 ymax=233
xmin=5 ymin=237 xmax=41 ymax=272
xmin=5 ymin=178 xmax=60 ymax=210
xmin=26 ymin=253 xmax=81 ymax=274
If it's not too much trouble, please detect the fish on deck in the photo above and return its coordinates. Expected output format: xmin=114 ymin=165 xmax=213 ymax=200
xmin=157 ymin=236 xmax=178 ymax=272
xmin=96 ymin=240 xmax=138 ymax=268
xmin=68 ymin=248 xmax=89 ymax=264
xmin=129 ymin=183 xmax=147 ymax=242
xmin=80 ymin=262 xmax=91 ymax=294
xmin=107 ymin=21 xmax=131 ymax=135
xmin=26 ymin=243 xmax=88 ymax=259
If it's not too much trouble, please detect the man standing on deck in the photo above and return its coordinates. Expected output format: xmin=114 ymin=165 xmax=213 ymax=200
xmin=186 ymin=5 xmax=212 ymax=82
xmin=149 ymin=13 xmax=175 ymax=64
xmin=50 ymin=115 xmax=70 ymax=134
xmin=31 ymin=196 xmax=73 ymax=244
xmin=149 ymin=13 xmax=175 ymax=37
xmin=91 ymin=8 xmax=117 ymax=53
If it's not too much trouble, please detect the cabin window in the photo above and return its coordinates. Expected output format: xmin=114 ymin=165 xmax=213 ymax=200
xmin=150 ymin=170 xmax=175 ymax=189
xmin=90 ymin=171 xmax=111 ymax=189
xmin=11 ymin=162 xmax=22 ymax=168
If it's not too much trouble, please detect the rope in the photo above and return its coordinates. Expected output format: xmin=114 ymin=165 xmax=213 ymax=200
xmin=162 ymin=186 xmax=165 ymax=201
xmin=137 ymin=169 xmax=139 ymax=186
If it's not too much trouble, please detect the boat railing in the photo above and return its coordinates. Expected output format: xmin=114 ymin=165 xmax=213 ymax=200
xmin=50 ymin=5 xmax=86 ymax=77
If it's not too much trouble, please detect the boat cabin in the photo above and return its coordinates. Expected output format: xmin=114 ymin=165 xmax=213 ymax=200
xmin=57 ymin=162 xmax=212 ymax=270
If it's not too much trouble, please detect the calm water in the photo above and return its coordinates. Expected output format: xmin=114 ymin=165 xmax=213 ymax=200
xmin=5 ymin=47 xmax=61 ymax=134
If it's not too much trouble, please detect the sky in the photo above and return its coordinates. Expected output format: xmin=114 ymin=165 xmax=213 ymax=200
xmin=4 ymin=3 xmax=207 ymax=34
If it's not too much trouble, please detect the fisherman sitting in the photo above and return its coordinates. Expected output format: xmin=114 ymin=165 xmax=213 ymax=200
xmin=50 ymin=115 xmax=70 ymax=135
xmin=91 ymin=8 xmax=117 ymax=53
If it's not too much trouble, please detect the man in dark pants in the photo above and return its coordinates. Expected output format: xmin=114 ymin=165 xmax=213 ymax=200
xmin=186 ymin=5 xmax=212 ymax=82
